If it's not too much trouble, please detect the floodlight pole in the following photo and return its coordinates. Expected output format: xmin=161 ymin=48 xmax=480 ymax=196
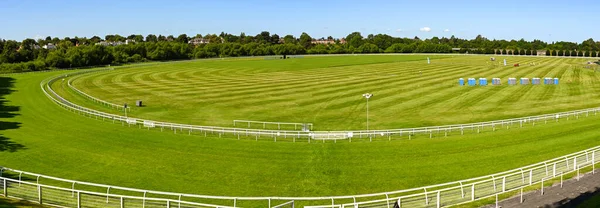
xmin=362 ymin=93 xmax=373 ymax=138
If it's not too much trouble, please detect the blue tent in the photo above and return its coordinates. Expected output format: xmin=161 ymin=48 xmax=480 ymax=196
xmin=479 ymin=78 xmax=487 ymax=86
xmin=468 ymin=78 xmax=476 ymax=86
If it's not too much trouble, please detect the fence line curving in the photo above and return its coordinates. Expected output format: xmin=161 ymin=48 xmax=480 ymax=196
xmin=2 ymin=145 xmax=599 ymax=207
xmin=44 ymin=69 xmax=600 ymax=142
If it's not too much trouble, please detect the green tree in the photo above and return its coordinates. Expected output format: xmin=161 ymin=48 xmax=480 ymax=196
xmin=283 ymin=35 xmax=296 ymax=44
xmin=176 ymin=34 xmax=189 ymax=43
xmin=299 ymin=32 xmax=312 ymax=49
xmin=146 ymin=34 xmax=158 ymax=42
xmin=346 ymin=32 xmax=364 ymax=48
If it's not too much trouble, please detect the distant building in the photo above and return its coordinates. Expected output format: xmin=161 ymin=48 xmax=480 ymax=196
xmin=311 ymin=38 xmax=346 ymax=45
xmin=536 ymin=50 xmax=547 ymax=56
xmin=125 ymin=39 xmax=135 ymax=45
xmin=95 ymin=41 xmax=126 ymax=46
xmin=42 ymin=43 xmax=56 ymax=50
xmin=188 ymin=37 xmax=210 ymax=45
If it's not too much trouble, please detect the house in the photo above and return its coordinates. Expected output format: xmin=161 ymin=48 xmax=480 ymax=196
xmin=311 ymin=38 xmax=346 ymax=45
xmin=42 ymin=43 xmax=56 ymax=50
xmin=536 ymin=50 xmax=547 ymax=56
xmin=188 ymin=37 xmax=210 ymax=45
xmin=95 ymin=41 xmax=126 ymax=46
xmin=125 ymin=39 xmax=135 ymax=45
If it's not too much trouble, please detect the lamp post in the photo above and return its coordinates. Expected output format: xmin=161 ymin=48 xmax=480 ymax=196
xmin=362 ymin=93 xmax=373 ymax=140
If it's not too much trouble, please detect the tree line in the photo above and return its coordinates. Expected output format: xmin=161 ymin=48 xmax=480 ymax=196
xmin=1 ymin=31 xmax=599 ymax=73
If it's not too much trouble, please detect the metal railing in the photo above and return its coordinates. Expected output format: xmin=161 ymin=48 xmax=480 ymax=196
xmin=66 ymin=69 xmax=129 ymax=111
xmin=233 ymin=120 xmax=313 ymax=130
xmin=2 ymin=145 xmax=599 ymax=208
xmin=44 ymin=70 xmax=600 ymax=142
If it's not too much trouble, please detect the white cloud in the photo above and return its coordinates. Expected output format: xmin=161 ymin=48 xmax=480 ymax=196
xmin=420 ymin=27 xmax=431 ymax=32
xmin=33 ymin=35 xmax=43 ymax=40
xmin=396 ymin=29 xmax=402 ymax=32
xmin=444 ymin=29 xmax=450 ymax=32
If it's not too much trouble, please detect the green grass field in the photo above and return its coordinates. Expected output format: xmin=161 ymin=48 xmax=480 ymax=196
xmin=67 ymin=55 xmax=600 ymax=130
xmin=1 ymin=55 xmax=600 ymax=207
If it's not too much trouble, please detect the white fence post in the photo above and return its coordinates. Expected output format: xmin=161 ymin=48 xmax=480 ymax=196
xmin=38 ymin=185 xmax=42 ymax=204
xmin=3 ymin=179 xmax=6 ymax=197
xmin=593 ymin=151 xmax=596 ymax=174
xmin=77 ymin=192 xmax=81 ymax=208
xmin=471 ymin=184 xmax=475 ymax=201
xmin=436 ymin=191 xmax=441 ymax=208
xmin=106 ymin=186 xmax=111 ymax=203
xmin=529 ymin=169 xmax=533 ymax=185
xmin=459 ymin=182 xmax=464 ymax=198
xmin=502 ymin=176 xmax=506 ymax=192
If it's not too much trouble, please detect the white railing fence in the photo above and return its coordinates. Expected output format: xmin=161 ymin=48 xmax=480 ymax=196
xmin=43 ymin=70 xmax=600 ymax=142
xmin=66 ymin=68 xmax=129 ymax=111
xmin=2 ymin=146 xmax=599 ymax=208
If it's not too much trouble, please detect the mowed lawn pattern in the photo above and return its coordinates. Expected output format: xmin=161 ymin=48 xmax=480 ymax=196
xmin=2 ymin=56 xmax=600 ymax=203
xmin=71 ymin=55 xmax=600 ymax=130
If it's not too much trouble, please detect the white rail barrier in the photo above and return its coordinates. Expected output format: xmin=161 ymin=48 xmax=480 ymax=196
xmin=2 ymin=145 xmax=599 ymax=207
xmin=44 ymin=70 xmax=600 ymax=142
xmin=233 ymin=120 xmax=313 ymax=130
xmin=66 ymin=69 xmax=129 ymax=111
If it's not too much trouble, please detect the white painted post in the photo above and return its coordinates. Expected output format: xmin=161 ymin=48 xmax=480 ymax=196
xmin=574 ymin=157 xmax=577 ymax=171
xmin=38 ymin=185 xmax=42 ymax=204
xmin=424 ymin=188 xmax=428 ymax=205
xmin=143 ymin=191 xmax=147 ymax=208
xmin=386 ymin=194 xmax=390 ymax=208
xmin=502 ymin=176 xmax=506 ymax=192
xmin=459 ymin=182 xmax=465 ymax=198
xmin=120 ymin=197 xmax=124 ymax=208
xmin=106 ymin=186 xmax=110 ymax=203
xmin=561 ymin=172 xmax=563 ymax=188
xmin=553 ymin=163 xmax=556 ymax=177
xmin=492 ymin=176 xmax=496 ymax=191
xmin=520 ymin=188 xmax=523 ymax=203
xmin=495 ymin=194 xmax=498 ymax=208
xmin=436 ymin=191 xmax=441 ymax=208
xmin=77 ymin=192 xmax=81 ymax=208
xmin=529 ymin=169 xmax=533 ymax=185
xmin=577 ymin=166 xmax=580 ymax=181
xmin=471 ymin=184 xmax=475 ymax=201
xmin=593 ymin=151 xmax=596 ymax=174
xmin=541 ymin=178 xmax=545 ymax=195
xmin=3 ymin=179 xmax=6 ymax=197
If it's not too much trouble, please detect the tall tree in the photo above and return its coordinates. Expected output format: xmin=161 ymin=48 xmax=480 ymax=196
xmin=146 ymin=34 xmax=158 ymax=42
xmin=176 ymin=34 xmax=189 ymax=43
xmin=346 ymin=32 xmax=364 ymax=48
xmin=299 ymin=32 xmax=312 ymax=49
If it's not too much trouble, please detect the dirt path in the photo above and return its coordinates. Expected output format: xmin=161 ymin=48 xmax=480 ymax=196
xmin=483 ymin=171 xmax=600 ymax=208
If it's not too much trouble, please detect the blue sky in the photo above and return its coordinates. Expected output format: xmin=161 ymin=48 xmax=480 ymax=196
xmin=1 ymin=0 xmax=596 ymax=42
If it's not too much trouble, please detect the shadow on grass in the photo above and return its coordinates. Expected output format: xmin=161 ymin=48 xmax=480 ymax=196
xmin=0 ymin=196 xmax=50 ymax=208
xmin=0 ymin=76 xmax=23 ymax=152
